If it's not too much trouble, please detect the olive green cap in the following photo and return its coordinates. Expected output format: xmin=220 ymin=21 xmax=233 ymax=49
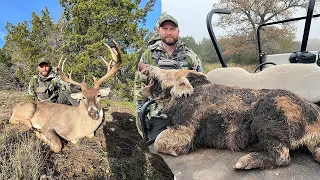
xmin=158 ymin=14 xmax=178 ymax=27
xmin=38 ymin=57 xmax=50 ymax=65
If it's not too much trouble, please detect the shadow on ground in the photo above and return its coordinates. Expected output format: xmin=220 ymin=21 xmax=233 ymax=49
xmin=103 ymin=112 xmax=174 ymax=179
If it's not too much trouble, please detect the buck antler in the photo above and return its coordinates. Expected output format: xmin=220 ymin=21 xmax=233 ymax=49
xmin=93 ymin=40 xmax=122 ymax=89
xmin=57 ymin=40 xmax=122 ymax=90
xmin=57 ymin=56 xmax=87 ymax=91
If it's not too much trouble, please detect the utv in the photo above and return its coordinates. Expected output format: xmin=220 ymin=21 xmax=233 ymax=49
xmin=207 ymin=0 xmax=320 ymax=105
xmin=141 ymin=0 xmax=320 ymax=179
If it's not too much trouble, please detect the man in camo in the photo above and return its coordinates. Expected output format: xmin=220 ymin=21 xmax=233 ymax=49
xmin=134 ymin=14 xmax=204 ymax=140
xmin=28 ymin=57 xmax=79 ymax=106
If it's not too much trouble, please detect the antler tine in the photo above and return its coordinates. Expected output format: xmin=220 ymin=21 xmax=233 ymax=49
xmin=62 ymin=58 xmax=67 ymax=73
xmin=94 ymin=40 xmax=122 ymax=89
xmin=57 ymin=56 xmax=86 ymax=90
xmin=99 ymin=56 xmax=111 ymax=72
xmin=104 ymin=42 xmax=118 ymax=61
xmin=58 ymin=55 xmax=64 ymax=68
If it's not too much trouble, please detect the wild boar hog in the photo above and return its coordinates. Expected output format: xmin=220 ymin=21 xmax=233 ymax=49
xmin=138 ymin=62 xmax=320 ymax=170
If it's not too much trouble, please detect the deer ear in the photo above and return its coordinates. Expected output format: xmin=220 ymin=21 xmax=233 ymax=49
xmin=170 ymin=77 xmax=194 ymax=98
xmin=99 ymin=88 xmax=110 ymax=97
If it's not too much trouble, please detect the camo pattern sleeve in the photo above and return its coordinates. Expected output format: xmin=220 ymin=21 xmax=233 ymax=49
xmin=51 ymin=68 xmax=72 ymax=93
xmin=27 ymin=75 xmax=38 ymax=100
xmin=134 ymin=50 xmax=151 ymax=114
xmin=54 ymin=75 xmax=72 ymax=93
xmin=185 ymin=49 xmax=204 ymax=73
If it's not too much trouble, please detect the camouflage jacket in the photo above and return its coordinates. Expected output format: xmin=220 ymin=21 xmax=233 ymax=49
xmin=27 ymin=68 xmax=71 ymax=102
xmin=134 ymin=40 xmax=204 ymax=119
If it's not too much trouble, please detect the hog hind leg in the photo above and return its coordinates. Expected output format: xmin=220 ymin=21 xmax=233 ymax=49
xmin=303 ymin=135 xmax=320 ymax=163
xmin=307 ymin=145 xmax=320 ymax=163
xmin=234 ymin=141 xmax=291 ymax=169
xmin=35 ymin=129 xmax=62 ymax=153
xmin=154 ymin=125 xmax=195 ymax=156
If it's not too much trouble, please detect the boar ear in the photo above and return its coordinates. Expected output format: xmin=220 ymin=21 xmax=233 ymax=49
xmin=170 ymin=77 xmax=194 ymax=98
xmin=186 ymin=71 xmax=207 ymax=81
xmin=185 ymin=72 xmax=198 ymax=81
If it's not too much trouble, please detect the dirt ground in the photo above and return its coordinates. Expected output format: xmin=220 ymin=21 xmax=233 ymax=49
xmin=0 ymin=90 xmax=174 ymax=179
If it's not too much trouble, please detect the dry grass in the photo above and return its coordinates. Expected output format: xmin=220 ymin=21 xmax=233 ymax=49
xmin=0 ymin=128 xmax=55 ymax=180
xmin=0 ymin=91 xmax=58 ymax=179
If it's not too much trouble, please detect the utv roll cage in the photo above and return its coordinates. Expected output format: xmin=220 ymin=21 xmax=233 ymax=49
xmin=206 ymin=0 xmax=320 ymax=70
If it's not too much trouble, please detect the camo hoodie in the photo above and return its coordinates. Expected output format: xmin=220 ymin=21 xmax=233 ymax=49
xmin=28 ymin=67 xmax=71 ymax=102
xmin=134 ymin=39 xmax=204 ymax=133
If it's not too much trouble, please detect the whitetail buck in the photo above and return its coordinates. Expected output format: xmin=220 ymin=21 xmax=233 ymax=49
xmin=9 ymin=40 xmax=121 ymax=152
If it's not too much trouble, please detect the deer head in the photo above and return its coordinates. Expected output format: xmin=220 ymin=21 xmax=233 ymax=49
xmin=57 ymin=40 xmax=122 ymax=120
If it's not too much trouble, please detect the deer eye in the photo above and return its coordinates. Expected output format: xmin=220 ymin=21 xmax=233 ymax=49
xmin=97 ymin=94 xmax=101 ymax=98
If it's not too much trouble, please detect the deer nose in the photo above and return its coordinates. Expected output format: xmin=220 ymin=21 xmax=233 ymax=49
xmin=88 ymin=105 xmax=99 ymax=120
xmin=88 ymin=109 xmax=99 ymax=120
xmin=89 ymin=112 xmax=99 ymax=120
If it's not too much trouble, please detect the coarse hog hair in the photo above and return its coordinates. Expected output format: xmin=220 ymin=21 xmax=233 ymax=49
xmin=138 ymin=62 xmax=320 ymax=170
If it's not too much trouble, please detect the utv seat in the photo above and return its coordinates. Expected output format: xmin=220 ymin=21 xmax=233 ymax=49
xmin=207 ymin=63 xmax=320 ymax=103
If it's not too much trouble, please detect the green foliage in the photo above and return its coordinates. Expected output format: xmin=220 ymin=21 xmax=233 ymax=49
xmin=60 ymin=0 xmax=155 ymax=51
xmin=0 ymin=48 xmax=11 ymax=66
xmin=59 ymin=0 xmax=155 ymax=100
xmin=102 ymin=99 xmax=136 ymax=112
xmin=4 ymin=7 xmax=56 ymax=85
xmin=211 ymin=0 xmax=307 ymax=64
xmin=198 ymin=37 xmax=219 ymax=64
xmin=260 ymin=26 xmax=296 ymax=54
xmin=180 ymin=36 xmax=200 ymax=54
xmin=179 ymin=36 xmax=219 ymax=64
xmin=4 ymin=0 xmax=156 ymax=100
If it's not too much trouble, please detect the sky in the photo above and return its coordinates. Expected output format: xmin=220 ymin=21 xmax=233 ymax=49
xmin=1 ymin=0 xmax=319 ymax=48
xmin=0 ymin=0 xmax=162 ymax=48
xmin=0 ymin=0 xmax=59 ymax=48
xmin=161 ymin=0 xmax=222 ymax=42
xmin=161 ymin=0 xmax=320 ymax=43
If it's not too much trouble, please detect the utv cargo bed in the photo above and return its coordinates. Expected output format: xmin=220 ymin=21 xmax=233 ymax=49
xmin=149 ymin=146 xmax=320 ymax=180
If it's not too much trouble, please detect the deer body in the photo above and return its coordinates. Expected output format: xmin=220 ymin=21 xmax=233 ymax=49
xmin=32 ymin=102 xmax=102 ymax=139
xmin=9 ymin=40 xmax=121 ymax=152
xmin=10 ymin=100 xmax=103 ymax=150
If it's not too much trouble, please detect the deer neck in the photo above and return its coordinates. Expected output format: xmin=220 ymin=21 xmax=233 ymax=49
xmin=64 ymin=103 xmax=103 ymax=140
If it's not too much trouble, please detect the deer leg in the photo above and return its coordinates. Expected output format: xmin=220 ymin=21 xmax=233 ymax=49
xmin=35 ymin=130 xmax=62 ymax=153
xmin=9 ymin=116 xmax=33 ymax=128
xmin=154 ymin=125 xmax=195 ymax=156
xmin=234 ymin=142 xmax=291 ymax=169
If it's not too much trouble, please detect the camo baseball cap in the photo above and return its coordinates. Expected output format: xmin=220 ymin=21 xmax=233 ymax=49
xmin=158 ymin=14 xmax=178 ymax=27
xmin=38 ymin=57 xmax=50 ymax=65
